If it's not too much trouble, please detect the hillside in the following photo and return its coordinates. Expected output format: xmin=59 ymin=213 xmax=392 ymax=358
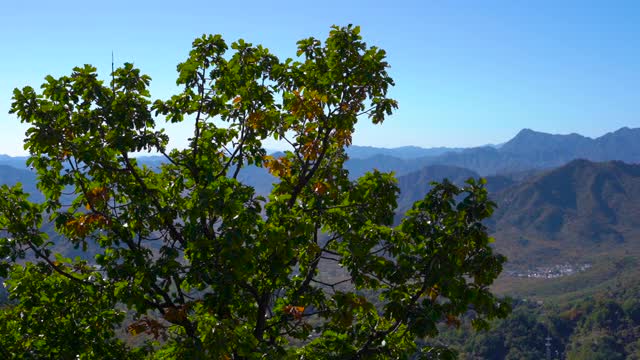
xmin=394 ymin=165 xmax=481 ymax=221
xmin=491 ymin=159 xmax=640 ymax=268
xmin=438 ymin=255 xmax=640 ymax=359
xmin=344 ymin=154 xmax=431 ymax=179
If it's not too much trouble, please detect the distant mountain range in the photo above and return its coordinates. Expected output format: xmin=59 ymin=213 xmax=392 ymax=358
xmin=343 ymin=127 xmax=640 ymax=178
xmin=0 ymin=164 xmax=41 ymax=202
xmin=458 ymin=126 xmax=640 ymax=173
xmin=345 ymin=145 xmax=464 ymax=159
xmin=0 ymin=155 xmax=28 ymax=169
xmin=2 ymin=126 xmax=640 ymax=270
xmin=4 ymin=127 xmax=640 ymax=177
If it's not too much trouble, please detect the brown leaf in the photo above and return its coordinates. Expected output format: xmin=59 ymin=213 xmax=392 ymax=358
xmin=313 ymin=182 xmax=328 ymax=195
xmin=283 ymin=305 xmax=305 ymax=320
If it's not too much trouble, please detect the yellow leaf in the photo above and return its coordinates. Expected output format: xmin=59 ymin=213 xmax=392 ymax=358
xmin=428 ymin=285 xmax=439 ymax=301
xmin=86 ymin=187 xmax=109 ymax=205
xmin=264 ymin=157 xmax=291 ymax=178
xmin=127 ymin=322 xmax=148 ymax=336
xmin=302 ymin=141 xmax=319 ymax=160
xmin=247 ymin=112 xmax=265 ymax=129
xmin=335 ymin=129 xmax=353 ymax=147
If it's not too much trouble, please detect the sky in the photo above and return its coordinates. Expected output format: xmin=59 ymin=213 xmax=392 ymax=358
xmin=1 ymin=0 xmax=639 ymax=155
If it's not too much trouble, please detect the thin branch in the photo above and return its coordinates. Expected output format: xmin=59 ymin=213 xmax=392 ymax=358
xmin=290 ymin=223 xmax=321 ymax=299
xmin=121 ymin=152 xmax=186 ymax=247
xmin=319 ymin=255 xmax=341 ymax=262
xmin=310 ymin=278 xmax=351 ymax=289
xmin=25 ymin=241 xmax=91 ymax=286
xmin=287 ymin=124 xmax=333 ymax=208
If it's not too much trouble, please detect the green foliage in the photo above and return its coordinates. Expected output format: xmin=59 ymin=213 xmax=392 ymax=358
xmin=0 ymin=262 xmax=144 ymax=359
xmin=1 ymin=25 xmax=508 ymax=358
xmin=435 ymin=257 xmax=640 ymax=359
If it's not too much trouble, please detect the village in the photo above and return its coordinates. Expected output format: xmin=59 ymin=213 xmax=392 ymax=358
xmin=505 ymin=263 xmax=593 ymax=279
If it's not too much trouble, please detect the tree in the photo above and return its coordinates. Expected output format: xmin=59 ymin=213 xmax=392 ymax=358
xmin=1 ymin=25 xmax=509 ymax=358
xmin=0 ymin=260 xmax=144 ymax=359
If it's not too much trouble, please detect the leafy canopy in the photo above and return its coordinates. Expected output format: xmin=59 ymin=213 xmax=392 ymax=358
xmin=1 ymin=25 xmax=509 ymax=359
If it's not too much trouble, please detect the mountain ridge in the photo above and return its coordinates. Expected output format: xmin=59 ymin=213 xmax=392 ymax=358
xmin=490 ymin=159 xmax=640 ymax=268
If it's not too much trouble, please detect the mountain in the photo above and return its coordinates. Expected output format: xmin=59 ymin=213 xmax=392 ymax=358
xmin=425 ymin=127 xmax=640 ymax=175
xmin=0 ymin=155 xmax=28 ymax=169
xmin=345 ymin=145 xmax=464 ymax=159
xmin=3 ymin=126 xmax=634 ymax=185
xmin=392 ymin=164 xmax=519 ymax=226
xmin=345 ymin=155 xmax=428 ymax=179
xmin=500 ymin=127 xmax=640 ymax=164
xmin=423 ymin=146 xmax=516 ymax=175
xmin=346 ymin=127 xmax=640 ymax=178
xmin=0 ymin=164 xmax=41 ymax=202
xmin=483 ymin=174 xmax=517 ymax=194
xmin=490 ymin=159 xmax=640 ymax=267
xmin=499 ymin=128 xmax=593 ymax=157
xmin=235 ymin=165 xmax=275 ymax=197
xmin=394 ymin=165 xmax=481 ymax=221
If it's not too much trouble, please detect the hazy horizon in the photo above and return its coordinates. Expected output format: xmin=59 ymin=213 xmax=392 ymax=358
xmin=0 ymin=125 xmax=637 ymax=158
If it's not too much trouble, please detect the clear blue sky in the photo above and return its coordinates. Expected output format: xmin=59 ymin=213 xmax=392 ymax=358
xmin=1 ymin=0 xmax=639 ymax=155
